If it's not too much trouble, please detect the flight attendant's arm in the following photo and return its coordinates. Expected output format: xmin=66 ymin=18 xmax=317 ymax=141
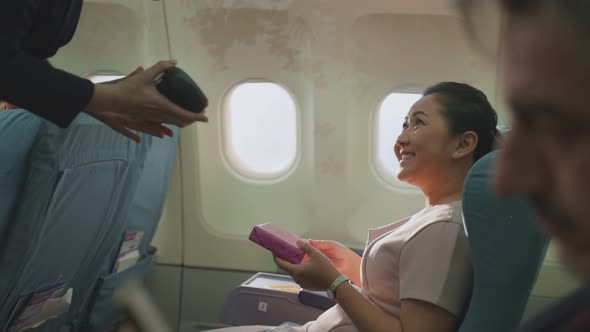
xmin=0 ymin=0 xmax=93 ymax=127
xmin=0 ymin=0 xmax=207 ymax=142
xmin=85 ymin=61 xmax=208 ymax=142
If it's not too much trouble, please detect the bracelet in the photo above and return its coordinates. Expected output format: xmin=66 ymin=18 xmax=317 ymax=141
xmin=327 ymin=275 xmax=349 ymax=300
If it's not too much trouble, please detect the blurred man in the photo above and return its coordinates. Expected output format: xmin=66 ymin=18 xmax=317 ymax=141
xmin=458 ymin=0 xmax=590 ymax=330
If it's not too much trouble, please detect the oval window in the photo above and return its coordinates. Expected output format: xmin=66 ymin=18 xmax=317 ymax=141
xmin=223 ymin=82 xmax=298 ymax=179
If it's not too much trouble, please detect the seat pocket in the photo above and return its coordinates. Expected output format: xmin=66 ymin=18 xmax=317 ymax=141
xmin=87 ymin=253 xmax=155 ymax=329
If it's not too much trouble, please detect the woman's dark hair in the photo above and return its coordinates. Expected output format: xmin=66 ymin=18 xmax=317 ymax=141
xmin=423 ymin=82 xmax=499 ymax=162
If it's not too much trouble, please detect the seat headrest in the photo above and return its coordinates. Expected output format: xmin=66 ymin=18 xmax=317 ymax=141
xmin=458 ymin=151 xmax=548 ymax=332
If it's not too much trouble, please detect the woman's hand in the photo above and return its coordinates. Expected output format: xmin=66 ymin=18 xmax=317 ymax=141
xmin=308 ymin=240 xmax=362 ymax=286
xmin=274 ymin=240 xmax=341 ymax=291
xmin=85 ymin=60 xmax=208 ymax=143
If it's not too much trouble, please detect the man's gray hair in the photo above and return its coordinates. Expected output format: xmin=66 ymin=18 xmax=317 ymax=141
xmin=502 ymin=0 xmax=590 ymax=46
xmin=503 ymin=0 xmax=590 ymax=36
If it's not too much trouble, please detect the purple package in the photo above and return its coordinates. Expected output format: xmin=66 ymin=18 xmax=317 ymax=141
xmin=249 ymin=223 xmax=305 ymax=264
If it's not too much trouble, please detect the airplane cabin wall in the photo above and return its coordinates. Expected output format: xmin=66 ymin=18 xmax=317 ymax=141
xmin=48 ymin=0 xmax=579 ymax=329
xmin=171 ymin=0 xmax=500 ymax=273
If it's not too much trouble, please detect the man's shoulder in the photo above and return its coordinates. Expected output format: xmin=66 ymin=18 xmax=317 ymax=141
xmin=520 ymin=286 xmax=590 ymax=332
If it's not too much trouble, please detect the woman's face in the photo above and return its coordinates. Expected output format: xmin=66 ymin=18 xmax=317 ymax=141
xmin=394 ymin=94 xmax=456 ymax=188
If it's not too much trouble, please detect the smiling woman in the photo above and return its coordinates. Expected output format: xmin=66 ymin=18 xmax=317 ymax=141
xmin=395 ymin=82 xmax=499 ymax=200
xmin=207 ymin=82 xmax=499 ymax=332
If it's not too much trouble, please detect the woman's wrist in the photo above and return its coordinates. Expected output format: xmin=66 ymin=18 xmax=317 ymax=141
xmin=327 ymin=274 xmax=349 ymax=300
xmin=326 ymin=268 xmax=342 ymax=289
xmin=333 ymin=276 xmax=353 ymax=301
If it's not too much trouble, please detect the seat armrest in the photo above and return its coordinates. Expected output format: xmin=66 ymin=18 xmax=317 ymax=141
xmin=298 ymin=290 xmax=336 ymax=311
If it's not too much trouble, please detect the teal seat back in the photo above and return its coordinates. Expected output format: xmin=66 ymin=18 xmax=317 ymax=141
xmin=124 ymin=128 xmax=178 ymax=255
xmin=82 ymin=127 xmax=179 ymax=330
xmin=0 ymin=110 xmax=43 ymax=234
xmin=458 ymin=151 xmax=549 ymax=332
xmin=0 ymin=113 xmax=150 ymax=331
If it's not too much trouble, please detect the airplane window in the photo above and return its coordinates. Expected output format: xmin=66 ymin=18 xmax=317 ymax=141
xmin=374 ymin=92 xmax=422 ymax=188
xmin=223 ymin=82 xmax=298 ymax=180
xmin=87 ymin=74 xmax=124 ymax=84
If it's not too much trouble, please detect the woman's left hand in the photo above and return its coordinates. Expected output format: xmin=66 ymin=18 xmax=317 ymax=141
xmin=274 ymin=240 xmax=342 ymax=291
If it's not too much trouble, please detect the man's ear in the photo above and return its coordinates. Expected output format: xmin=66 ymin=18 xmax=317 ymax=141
xmin=452 ymin=131 xmax=478 ymax=160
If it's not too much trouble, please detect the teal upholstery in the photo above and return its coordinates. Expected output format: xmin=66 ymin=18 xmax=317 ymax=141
xmin=82 ymin=127 xmax=179 ymax=330
xmin=458 ymin=151 xmax=549 ymax=332
xmin=0 ymin=110 xmax=43 ymax=234
xmin=0 ymin=112 xmax=150 ymax=331
xmin=123 ymin=128 xmax=179 ymax=256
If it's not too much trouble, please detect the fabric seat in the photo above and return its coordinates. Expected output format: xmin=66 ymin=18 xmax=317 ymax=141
xmin=82 ymin=127 xmax=180 ymax=330
xmin=0 ymin=110 xmax=44 ymax=235
xmin=458 ymin=150 xmax=549 ymax=332
xmin=0 ymin=111 xmax=150 ymax=331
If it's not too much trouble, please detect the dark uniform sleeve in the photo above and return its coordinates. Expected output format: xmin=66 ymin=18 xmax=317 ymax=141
xmin=0 ymin=0 xmax=95 ymax=128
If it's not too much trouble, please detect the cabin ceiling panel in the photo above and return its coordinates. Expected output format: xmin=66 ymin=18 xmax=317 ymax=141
xmin=185 ymin=7 xmax=311 ymax=74
xmin=84 ymin=0 xmax=144 ymax=12
xmin=52 ymin=2 xmax=143 ymax=74
xmin=52 ymin=0 xmax=170 ymax=76
xmin=175 ymin=0 xmax=456 ymax=17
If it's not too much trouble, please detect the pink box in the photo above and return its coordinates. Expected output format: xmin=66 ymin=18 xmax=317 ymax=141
xmin=249 ymin=223 xmax=305 ymax=264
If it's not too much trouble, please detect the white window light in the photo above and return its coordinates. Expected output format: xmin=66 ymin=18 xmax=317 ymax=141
xmin=374 ymin=92 xmax=423 ymax=188
xmin=223 ymin=82 xmax=298 ymax=180
xmin=87 ymin=73 xmax=124 ymax=84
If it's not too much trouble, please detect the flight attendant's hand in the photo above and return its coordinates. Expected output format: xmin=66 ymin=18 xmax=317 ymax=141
xmin=274 ymin=240 xmax=341 ymax=291
xmin=308 ymin=240 xmax=362 ymax=286
xmin=85 ymin=60 xmax=208 ymax=143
